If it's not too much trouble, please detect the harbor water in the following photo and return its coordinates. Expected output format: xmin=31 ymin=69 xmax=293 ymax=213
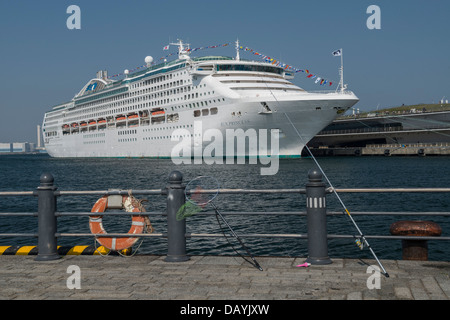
xmin=0 ymin=154 xmax=449 ymax=261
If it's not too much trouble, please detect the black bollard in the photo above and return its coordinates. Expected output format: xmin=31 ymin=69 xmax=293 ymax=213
xmin=165 ymin=171 xmax=189 ymax=262
xmin=305 ymin=169 xmax=332 ymax=265
xmin=35 ymin=173 xmax=60 ymax=261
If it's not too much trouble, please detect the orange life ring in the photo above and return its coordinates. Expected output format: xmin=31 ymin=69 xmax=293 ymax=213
xmin=89 ymin=195 xmax=145 ymax=251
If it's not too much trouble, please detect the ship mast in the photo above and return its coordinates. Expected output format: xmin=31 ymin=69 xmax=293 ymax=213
xmin=338 ymin=48 xmax=346 ymax=93
xmin=171 ymin=39 xmax=191 ymax=60
xmin=235 ymin=39 xmax=240 ymax=61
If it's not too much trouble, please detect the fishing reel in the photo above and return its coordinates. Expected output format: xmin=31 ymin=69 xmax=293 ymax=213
xmin=355 ymin=237 xmax=365 ymax=250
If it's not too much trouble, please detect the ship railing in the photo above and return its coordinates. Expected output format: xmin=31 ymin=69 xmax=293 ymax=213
xmin=0 ymin=170 xmax=449 ymax=262
xmin=307 ymin=90 xmax=355 ymax=95
xmin=368 ymin=142 xmax=450 ymax=148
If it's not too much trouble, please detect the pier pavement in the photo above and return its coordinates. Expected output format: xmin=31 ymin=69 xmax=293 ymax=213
xmin=0 ymin=255 xmax=449 ymax=301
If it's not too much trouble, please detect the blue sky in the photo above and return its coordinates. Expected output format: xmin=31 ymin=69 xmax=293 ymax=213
xmin=0 ymin=0 xmax=449 ymax=142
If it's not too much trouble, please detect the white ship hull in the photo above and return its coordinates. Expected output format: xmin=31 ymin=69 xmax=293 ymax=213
xmin=45 ymin=94 xmax=357 ymax=158
xmin=42 ymin=43 xmax=358 ymax=159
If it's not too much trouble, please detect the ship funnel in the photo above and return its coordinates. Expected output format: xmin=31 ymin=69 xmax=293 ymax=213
xmin=96 ymin=70 xmax=108 ymax=79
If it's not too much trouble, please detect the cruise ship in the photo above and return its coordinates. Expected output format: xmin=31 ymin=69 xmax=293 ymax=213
xmin=42 ymin=40 xmax=359 ymax=158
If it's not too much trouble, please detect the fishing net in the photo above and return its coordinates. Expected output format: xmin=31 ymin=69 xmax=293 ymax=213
xmin=176 ymin=176 xmax=219 ymax=221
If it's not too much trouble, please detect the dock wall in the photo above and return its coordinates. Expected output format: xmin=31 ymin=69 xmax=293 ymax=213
xmin=308 ymin=143 xmax=450 ymax=157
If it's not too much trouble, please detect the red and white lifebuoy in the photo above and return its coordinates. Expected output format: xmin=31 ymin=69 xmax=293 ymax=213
xmin=89 ymin=195 xmax=145 ymax=251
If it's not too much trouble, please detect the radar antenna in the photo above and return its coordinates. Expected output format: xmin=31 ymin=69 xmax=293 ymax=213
xmin=170 ymin=39 xmax=191 ymax=60
xmin=235 ymin=39 xmax=240 ymax=61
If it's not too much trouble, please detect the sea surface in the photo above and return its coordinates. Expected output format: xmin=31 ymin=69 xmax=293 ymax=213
xmin=0 ymin=154 xmax=449 ymax=261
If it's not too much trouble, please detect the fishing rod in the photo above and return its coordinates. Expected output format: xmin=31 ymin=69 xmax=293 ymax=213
xmin=284 ymin=112 xmax=390 ymax=277
xmin=261 ymin=75 xmax=388 ymax=276
xmin=210 ymin=201 xmax=264 ymax=271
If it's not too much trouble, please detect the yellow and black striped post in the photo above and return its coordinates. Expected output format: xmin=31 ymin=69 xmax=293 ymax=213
xmin=0 ymin=245 xmax=131 ymax=256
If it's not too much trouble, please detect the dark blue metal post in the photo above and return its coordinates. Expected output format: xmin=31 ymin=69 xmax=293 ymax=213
xmin=305 ymin=169 xmax=332 ymax=265
xmin=35 ymin=173 xmax=60 ymax=261
xmin=165 ymin=171 xmax=189 ymax=262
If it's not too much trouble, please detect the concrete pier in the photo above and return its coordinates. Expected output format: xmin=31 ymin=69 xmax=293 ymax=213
xmin=0 ymin=255 xmax=448 ymax=300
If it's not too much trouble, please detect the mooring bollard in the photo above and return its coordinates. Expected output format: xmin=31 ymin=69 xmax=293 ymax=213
xmin=390 ymin=220 xmax=442 ymax=261
xmin=305 ymin=169 xmax=332 ymax=265
xmin=165 ymin=170 xmax=189 ymax=262
xmin=35 ymin=173 xmax=60 ymax=261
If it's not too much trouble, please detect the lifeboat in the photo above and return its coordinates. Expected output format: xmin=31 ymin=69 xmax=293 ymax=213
xmin=128 ymin=113 xmax=139 ymax=119
xmin=71 ymin=122 xmax=79 ymax=128
xmin=80 ymin=121 xmax=88 ymax=127
xmin=88 ymin=120 xmax=97 ymax=126
xmin=98 ymin=118 xmax=107 ymax=124
xmin=151 ymin=110 xmax=165 ymax=116
xmin=116 ymin=115 xmax=126 ymax=121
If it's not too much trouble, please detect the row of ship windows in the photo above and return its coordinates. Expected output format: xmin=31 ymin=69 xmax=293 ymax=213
xmin=142 ymin=124 xmax=193 ymax=133
xmin=130 ymin=76 xmax=199 ymax=96
xmin=46 ymin=81 xmax=210 ymax=125
xmin=82 ymin=133 xmax=106 ymax=139
xmin=64 ymin=90 xmax=219 ymax=123
xmin=46 ymin=71 xmax=198 ymax=125
xmin=61 ymin=103 xmax=221 ymax=137
xmin=76 ymin=87 xmax=128 ymax=106
xmin=141 ymin=132 xmax=209 ymax=141
xmin=143 ymin=134 xmax=199 ymax=141
xmin=74 ymin=72 xmax=191 ymax=112
xmin=82 ymin=134 xmax=202 ymax=144
xmin=76 ymin=124 xmax=196 ymax=138
xmin=45 ymin=131 xmax=58 ymax=137
xmin=130 ymin=71 xmax=188 ymax=90
xmin=48 ymin=104 xmax=219 ymax=138
xmin=118 ymin=129 xmax=137 ymax=135
xmin=118 ymin=138 xmax=138 ymax=143
xmin=64 ymin=77 xmax=209 ymax=122
xmin=50 ymin=103 xmax=221 ymax=138
xmin=83 ymin=140 xmax=106 ymax=145
xmin=44 ymin=119 xmax=58 ymax=126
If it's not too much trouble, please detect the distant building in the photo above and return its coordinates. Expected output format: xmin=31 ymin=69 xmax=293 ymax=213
xmin=0 ymin=125 xmax=45 ymax=154
xmin=0 ymin=143 xmax=13 ymax=153
xmin=0 ymin=142 xmax=37 ymax=153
